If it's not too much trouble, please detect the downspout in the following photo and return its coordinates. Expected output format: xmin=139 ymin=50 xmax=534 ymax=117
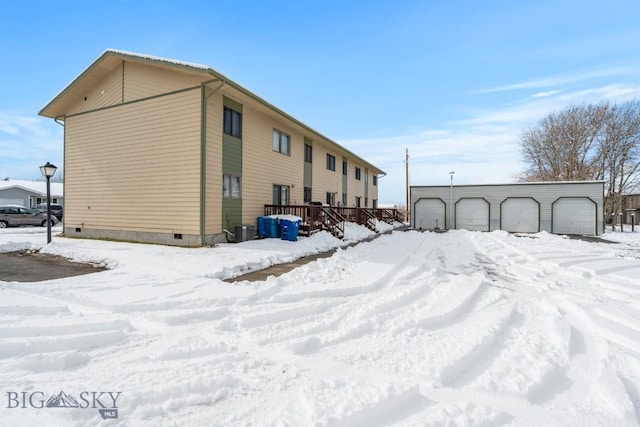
xmin=200 ymin=79 xmax=225 ymax=245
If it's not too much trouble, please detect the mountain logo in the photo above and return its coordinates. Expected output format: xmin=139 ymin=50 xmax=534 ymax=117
xmin=45 ymin=391 xmax=80 ymax=408
xmin=7 ymin=389 xmax=120 ymax=419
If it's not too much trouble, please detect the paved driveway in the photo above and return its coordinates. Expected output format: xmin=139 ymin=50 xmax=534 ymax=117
xmin=0 ymin=251 xmax=104 ymax=282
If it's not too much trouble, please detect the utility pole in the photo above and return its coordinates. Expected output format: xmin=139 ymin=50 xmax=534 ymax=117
xmin=405 ymin=148 xmax=409 ymax=223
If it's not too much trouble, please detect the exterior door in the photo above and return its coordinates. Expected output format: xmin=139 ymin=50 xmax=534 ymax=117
xmin=414 ymin=198 xmax=445 ymax=230
xmin=552 ymin=197 xmax=596 ymax=235
xmin=456 ymin=198 xmax=489 ymax=231
xmin=501 ymin=197 xmax=539 ymax=233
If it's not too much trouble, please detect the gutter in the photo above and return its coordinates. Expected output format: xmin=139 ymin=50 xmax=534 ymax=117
xmin=205 ymin=69 xmax=384 ymax=176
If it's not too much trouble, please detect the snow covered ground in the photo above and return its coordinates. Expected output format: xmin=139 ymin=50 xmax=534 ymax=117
xmin=1 ymin=224 xmax=640 ymax=426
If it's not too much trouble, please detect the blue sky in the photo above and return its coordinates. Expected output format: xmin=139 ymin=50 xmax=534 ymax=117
xmin=2 ymin=1 xmax=640 ymax=204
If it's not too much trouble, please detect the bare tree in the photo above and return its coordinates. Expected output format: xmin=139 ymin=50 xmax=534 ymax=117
xmin=597 ymin=101 xmax=640 ymax=227
xmin=520 ymin=100 xmax=640 ymax=229
xmin=520 ymin=103 xmax=607 ymax=181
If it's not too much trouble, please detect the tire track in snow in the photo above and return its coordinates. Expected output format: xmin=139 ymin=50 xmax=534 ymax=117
xmin=323 ymin=386 xmax=431 ymax=427
xmin=463 ymin=233 xmax=593 ymax=404
xmin=503 ymin=234 xmax=640 ymax=413
xmin=414 ymin=281 xmax=487 ymax=331
xmin=241 ymin=233 xmax=446 ymax=351
xmin=439 ymin=306 xmax=523 ymax=387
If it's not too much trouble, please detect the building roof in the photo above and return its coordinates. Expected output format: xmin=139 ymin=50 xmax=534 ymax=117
xmin=0 ymin=179 xmax=64 ymax=197
xmin=39 ymin=49 xmax=385 ymax=175
xmin=411 ymin=180 xmax=606 ymax=189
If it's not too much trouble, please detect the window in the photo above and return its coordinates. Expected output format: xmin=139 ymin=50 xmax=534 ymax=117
xmin=373 ymin=199 xmax=378 ymax=209
xmin=355 ymin=196 xmax=361 ymax=207
xmin=304 ymin=187 xmax=312 ymax=203
xmin=373 ymin=175 xmax=377 ymax=186
xmin=326 ymin=154 xmax=336 ymax=171
xmin=223 ymin=174 xmax=241 ymax=198
xmin=272 ymin=129 xmax=290 ymax=155
xmin=365 ymin=197 xmax=368 ymax=207
xmin=223 ymin=107 xmax=242 ymax=138
xmin=355 ymin=167 xmax=361 ymax=180
xmin=304 ymin=144 xmax=313 ymax=163
xmin=342 ymin=193 xmax=347 ymax=206
xmin=273 ymin=184 xmax=290 ymax=205
xmin=342 ymin=161 xmax=347 ymax=176
xmin=34 ymin=197 xmax=59 ymax=205
xmin=326 ymin=192 xmax=336 ymax=206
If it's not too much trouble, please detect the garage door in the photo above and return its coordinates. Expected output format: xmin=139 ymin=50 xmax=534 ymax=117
xmin=414 ymin=198 xmax=445 ymax=230
xmin=552 ymin=197 xmax=596 ymax=235
xmin=501 ymin=197 xmax=539 ymax=233
xmin=456 ymin=198 xmax=489 ymax=231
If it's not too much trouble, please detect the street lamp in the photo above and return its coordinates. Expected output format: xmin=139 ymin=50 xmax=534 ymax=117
xmin=39 ymin=162 xmax=57 ymax=244
xmin=449 ymin=171 xmax=455 ymax=229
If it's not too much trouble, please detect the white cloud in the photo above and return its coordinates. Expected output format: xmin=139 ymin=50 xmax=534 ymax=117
xmin=533 ymin=90 xmax=560 ymax=98
xmin=344 ymin=80 xmax=640 ymax=204
xmin=0 ymin=111 xmax=63 ymax=180
xmin=473 ymin=66 xmax=635 ymax=94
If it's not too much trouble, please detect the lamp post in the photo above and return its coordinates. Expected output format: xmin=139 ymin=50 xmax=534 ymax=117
xmin=39 ymin=162 xmax=57 ymax=244
xmin=449 ymin=171 xmax=455 ymax=229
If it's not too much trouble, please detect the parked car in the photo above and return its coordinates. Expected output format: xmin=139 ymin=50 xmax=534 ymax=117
xmin=33 ymin=203 xmax=64 ymax=221
xmin=0 ymin=205 xmax=59 ymax=228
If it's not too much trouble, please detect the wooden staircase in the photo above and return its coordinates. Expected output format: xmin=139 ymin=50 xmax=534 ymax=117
xmin=264 ymin=205 xmax=401 ymax=239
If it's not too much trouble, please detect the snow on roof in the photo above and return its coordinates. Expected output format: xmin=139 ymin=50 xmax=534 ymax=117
xmin=411 ymin=180 xmax=606 ymax=188
xmin=0 ymin=179 xmax=63 ymax=197
xmin=104 ymin=48 xmax=211 ymax=72
xmin=39 ymin=49 xmax=385 ymax=175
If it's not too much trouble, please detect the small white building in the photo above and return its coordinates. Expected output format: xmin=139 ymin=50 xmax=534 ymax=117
xmin=0 ymin=179 xmax=64 ymax=208
xmin=410 ymin=181 xmax=604 ymax=235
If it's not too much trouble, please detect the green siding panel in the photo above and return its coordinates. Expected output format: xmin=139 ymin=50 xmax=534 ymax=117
xmin=223 ymin=96 xmax=243 ymax=112
xmin=304 ymin=162 xmax=312 ymax=187
xmin=222 ymin=96 xmax=243 ymax=233
xmin=223 ymin=134 xmax=242 ymax=175
xmin=222 ymin=198 xmax=242 ymax=231
xmin=365 ymin=168 xmax=369 ymax=197
xmin=303 ymin=137 xmax=312 ymax=188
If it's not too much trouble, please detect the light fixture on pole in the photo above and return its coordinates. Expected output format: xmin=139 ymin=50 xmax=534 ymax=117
xmin=449 ymin=171 xmax=455 ymax=229
xmin=39 ymin=162 xmax=57 ymax=244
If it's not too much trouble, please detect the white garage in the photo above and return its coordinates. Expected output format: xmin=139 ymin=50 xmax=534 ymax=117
xmin=456 ymin=198 xmax=489 ymax=231
xmin=501 ymin=197 xmax=539 ymax=233
xmin=414 ymin=198 xmax=445 ymax=230
xmin=552 ymin=197 xmax=596 ymax=235
xmin=410 ymin=181 xmax=604 ymax=236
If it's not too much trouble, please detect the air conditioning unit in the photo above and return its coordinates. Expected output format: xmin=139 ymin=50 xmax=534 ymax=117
xmin=234 ymin=224 xmax=256 ymax=242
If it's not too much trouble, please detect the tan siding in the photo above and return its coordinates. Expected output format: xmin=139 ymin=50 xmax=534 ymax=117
xmin=67 ymin=64 xmax=123 ymax=115
xmin=242 ymin=103 xmax=305 ymax=223
xmin=347 ymin=160 xmax=366 ymax=206
xmin=311 ymin=144 xmax=341 ymax=203
xmin=370 ymin=173 xmax=379 ymax=202
xmin=65 ymin=61 xmax=205 ymax=117
xmin=205 ymin=92 xmax=223 ymax=234
xmin=64 ymin=89 xmax=201 ymax=234
xmin=124 ymin=62 xmax=204 ymax=102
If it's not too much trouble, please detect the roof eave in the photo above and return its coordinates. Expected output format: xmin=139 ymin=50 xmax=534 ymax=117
xmin=39 ymin=49 xmax=385 ymax=175
xmin=206 ymin=69 xmax=385 ymax=175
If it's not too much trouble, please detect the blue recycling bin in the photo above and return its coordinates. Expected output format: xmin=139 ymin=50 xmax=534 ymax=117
xmin=263 ymin=217 xmax=280 ymax=238
xmin=257 ymin=216 xmax=267 ymax=238
xmin=280 ymin=219 xmax=301 ymax=241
